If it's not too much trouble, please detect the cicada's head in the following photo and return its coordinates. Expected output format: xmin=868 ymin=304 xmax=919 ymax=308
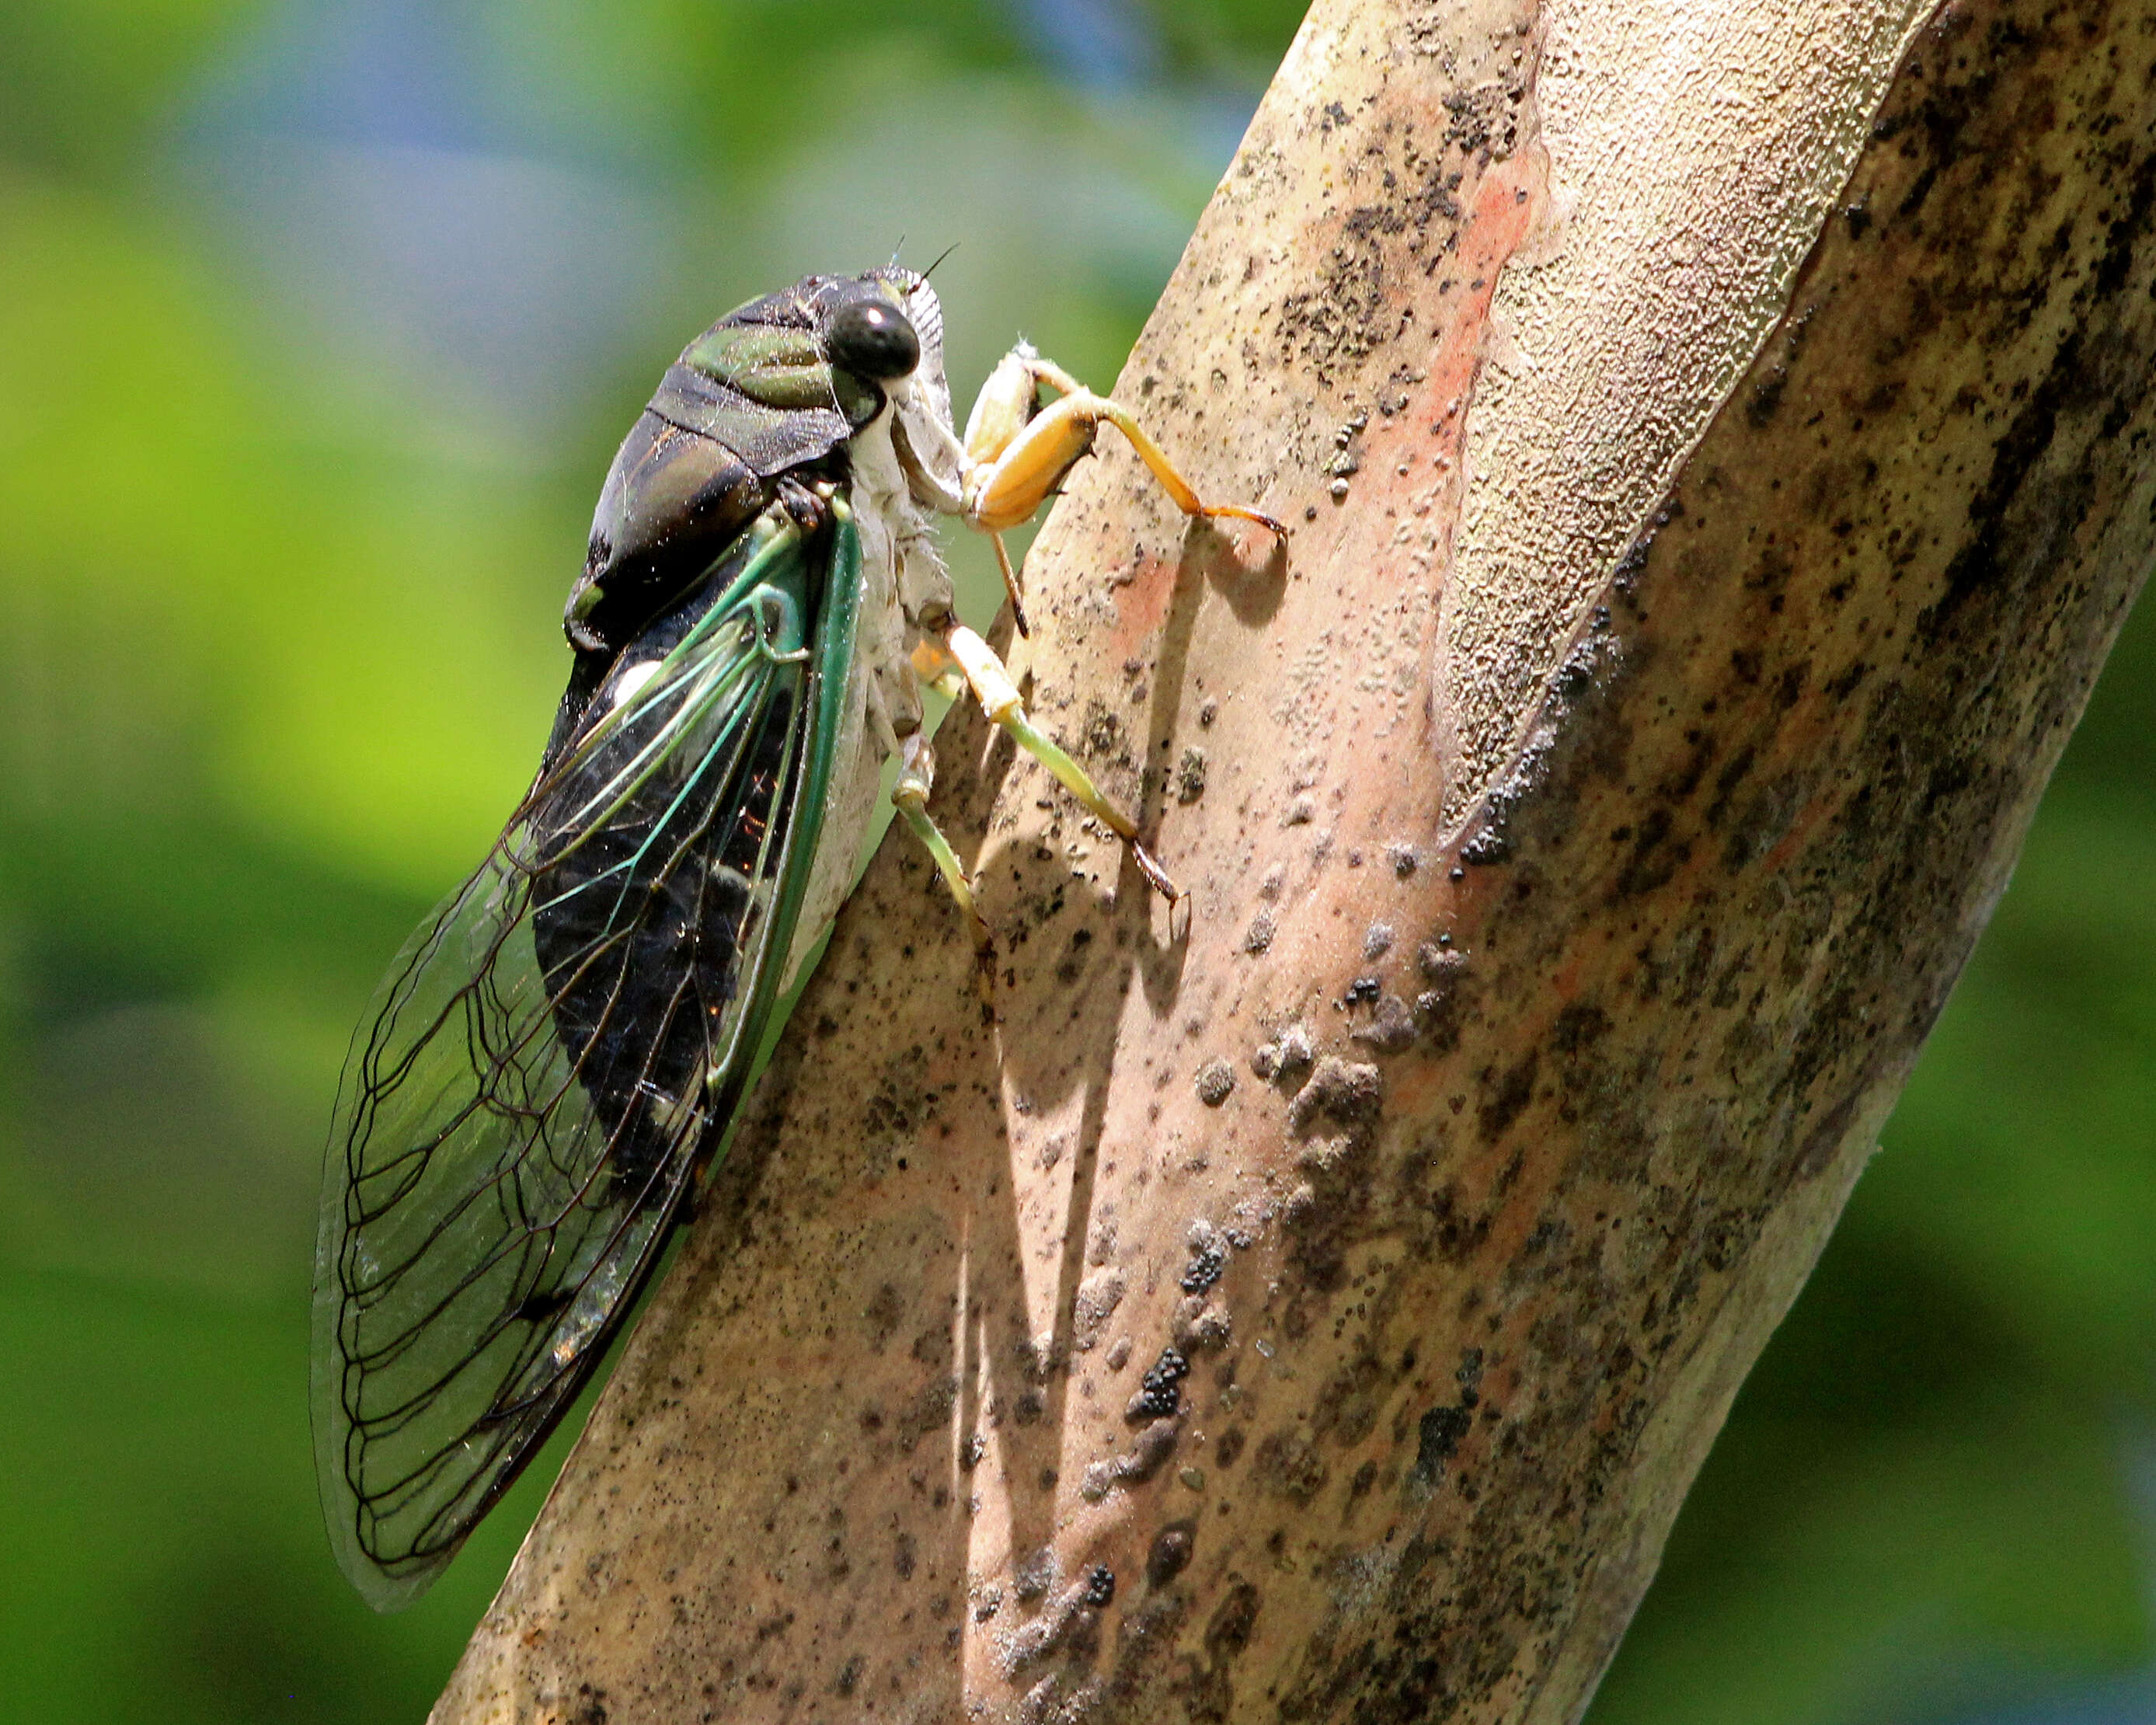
xmin=810 ymin=270 xmax=962 ymax=508
xmin=668 ymin=270 xmax=942 ymax=437
xmin=841 ymin=268 xmax=953 ymax=429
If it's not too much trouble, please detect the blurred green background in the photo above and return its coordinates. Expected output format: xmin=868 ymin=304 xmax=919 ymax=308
xmin=0 ymin=2 xmax=2147 ymax=1720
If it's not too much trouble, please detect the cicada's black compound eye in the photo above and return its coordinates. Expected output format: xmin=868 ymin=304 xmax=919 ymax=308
xmin=825 ymin=288 xmax=921 ymax=382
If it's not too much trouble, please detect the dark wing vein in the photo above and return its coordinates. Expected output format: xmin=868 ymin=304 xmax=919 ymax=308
xmin=310 ymin=531 xmax=819 ymax=1609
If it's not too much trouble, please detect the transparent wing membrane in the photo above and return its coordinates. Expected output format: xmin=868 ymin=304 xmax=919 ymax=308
xmin=312 ymin=511 xmax=836 ymax=1609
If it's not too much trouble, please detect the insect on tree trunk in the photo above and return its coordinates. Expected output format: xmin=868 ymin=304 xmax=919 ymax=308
xmin=430 ymin=0 xmax=2156 ymax=1719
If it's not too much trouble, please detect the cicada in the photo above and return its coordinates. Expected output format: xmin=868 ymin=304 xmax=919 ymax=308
xmin=308 ymin=269 xmax=1280 ymax=1610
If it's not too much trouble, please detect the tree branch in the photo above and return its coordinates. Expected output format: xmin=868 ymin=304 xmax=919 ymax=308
xmin=433 ymin=0 xmax=2156 ymax=1718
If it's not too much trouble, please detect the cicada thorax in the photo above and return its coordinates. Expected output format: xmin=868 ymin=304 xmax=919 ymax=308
xmin=565 ymin=416 xmax=769 ymax=657
xmin=563 ymin=274 xmax=908 ymax=659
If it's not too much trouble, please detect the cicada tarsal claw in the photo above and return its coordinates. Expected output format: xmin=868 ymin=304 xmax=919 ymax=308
xmin=954 ymin=343 xmax=1288 ymax=636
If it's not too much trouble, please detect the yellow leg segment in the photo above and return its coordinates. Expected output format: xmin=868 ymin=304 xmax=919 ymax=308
xmin=966 ymin=385 xmax=1287 ymax=541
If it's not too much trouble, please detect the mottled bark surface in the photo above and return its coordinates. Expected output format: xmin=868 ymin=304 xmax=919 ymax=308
xmin=434 ymin=0 xmax=2156 ymax=1720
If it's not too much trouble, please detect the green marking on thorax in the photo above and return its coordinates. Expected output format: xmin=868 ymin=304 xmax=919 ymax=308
xmin=681 ymin=319 xmax=881 ymax=424
xmin=684 ymin=325 xmax=834 ymax=410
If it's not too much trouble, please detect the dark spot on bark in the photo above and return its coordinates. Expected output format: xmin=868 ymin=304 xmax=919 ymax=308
xmin=862 ymin=1045 xmax=931 ymax=1137
xmin=1205 ymin=1579 xmax=1261 ymax=1664
xmin=1476 ymin=1050 xmax=1538 ymax=1145
xmin=1122 ymin=1417 xmax=1185 ymax=1485
xmin=1706 ymin=743 xmax=1760 ymax=826
xmin=1549 ymin=1002 xmax=1611 ymax=1056
xmin=1792 ymin=1084 xmax=1862 ymax=1183
xmin=1255 ymin=1429 xmax=1330 ymax=1504
xmin=1747 ymin=368 xmax=1788 ymax=427
xmin=1085 ymin=702 xmax=1120 ymax=756
xmin=1412 ymin=1404 xmax=1473 ymax=1491
xmin=1612 ymin=806 xmax=1691 ymax=898
xmin=1823 ymin=658 xmax=1871 ymax=702
xmin=1182 ymin=1242 xmax=1227 ymax=1292
xmin=1147 ymin=1521 xmax=1196 ymax=1587
xmin=864 ymin=1281 xmax=904 ymax=1349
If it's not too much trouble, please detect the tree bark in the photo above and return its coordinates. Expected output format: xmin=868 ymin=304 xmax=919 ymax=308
xmin=433 ymin=0 xmax=2156 ymax=1720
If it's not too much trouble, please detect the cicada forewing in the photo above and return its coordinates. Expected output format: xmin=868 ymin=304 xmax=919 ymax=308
xmin=312 ymin=507 xmax=859 ymax=1609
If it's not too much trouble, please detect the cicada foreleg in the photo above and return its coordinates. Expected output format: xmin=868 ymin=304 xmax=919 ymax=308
xmin=956 ymin=344 xmax=1287 ymax=630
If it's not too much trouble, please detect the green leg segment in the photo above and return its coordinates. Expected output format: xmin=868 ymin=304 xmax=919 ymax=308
xmin=994 ymin=708 xmax=1179 ymax=904
xmin=893 ymin=737 xmax=997 ymax=1000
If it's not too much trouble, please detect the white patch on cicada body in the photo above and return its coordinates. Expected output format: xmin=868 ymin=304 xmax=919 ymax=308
xmin=607 ymin=657 xmax=663 ymax=710
xmin=890 ymin=280 xmax=966 ymax=505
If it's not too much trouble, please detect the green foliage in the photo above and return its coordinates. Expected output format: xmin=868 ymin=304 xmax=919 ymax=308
xmin=1135 ymin=0 xmax=1315 ymax=80
xmin=0 ymin=0 xmax=256 ymax=176
xmin=0 ymin=3 xmax=2147 ymax=1720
